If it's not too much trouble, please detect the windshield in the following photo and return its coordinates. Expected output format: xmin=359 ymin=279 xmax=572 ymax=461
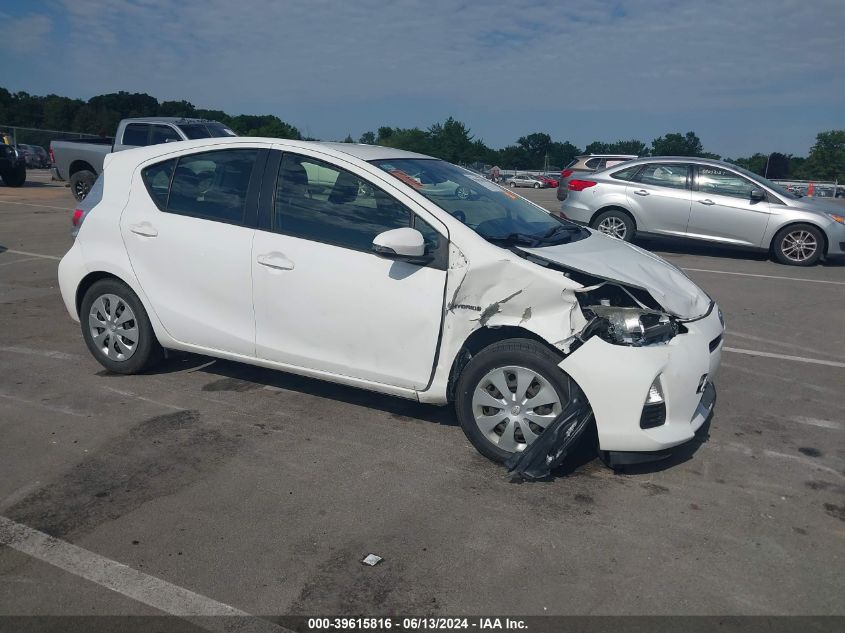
xmin=177 ymin=122 xmax=237 ymax=139
xmin=371 ymin=158 xmax=587 ymax=247
xmin=729 ymin=163 xmax=800 ymax=199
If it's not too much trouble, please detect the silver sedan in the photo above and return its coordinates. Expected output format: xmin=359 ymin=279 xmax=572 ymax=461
xmin=507 ymin=174 xmax=547 ymax=189
xmin=560 ymin=156 xmax=845 ymax=266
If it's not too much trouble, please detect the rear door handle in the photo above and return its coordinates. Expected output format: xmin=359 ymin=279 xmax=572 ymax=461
xmin=129 ymin=222 xmax=158 ymax=237
xmin=257 ymin=252 xmax=295 ymax=271
xmin=633 ymin=189 xmax=649 ymax=196
xmin=698 ymin=199 xmax=715 ymax=206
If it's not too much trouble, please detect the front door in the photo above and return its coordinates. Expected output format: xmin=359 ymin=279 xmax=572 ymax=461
xmin=252 ymin=150 xmax=448 ymax=389
xmin=688 ymin=165 xmax=772 ymax=247
xmin=121 ymin=146 xmax=265 ymax=356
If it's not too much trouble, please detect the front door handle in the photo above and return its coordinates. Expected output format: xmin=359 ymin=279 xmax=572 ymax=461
xmin=633 ymin=189 xmax=649 ymax=196
xmin=698 ymin=199 xmax=715 ymax=206
xmin=257 ymin=253 xmax=295 ymax=271
xmin=129 ymin=222 xmax=158 ymax=237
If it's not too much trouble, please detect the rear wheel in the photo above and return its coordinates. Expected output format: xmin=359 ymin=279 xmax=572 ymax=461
xmin=533 ymin=182 xmax=540 ymax=188
xmin=455 ymin=339 xmax=576 ymax=463
xmin=70 ymin=169 xmax=96 ymax=201
xmin=591 ymin=209 xmax=634 ymax=242
xmin=80 ymin=279 xmax=163 ymax=374
xmin=772 ymin=224 xmax=823 ymax=266
xmin=1 ymin=165 xmax=26 ymax=187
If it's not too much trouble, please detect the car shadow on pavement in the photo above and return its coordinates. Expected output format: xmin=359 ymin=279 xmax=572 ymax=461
xmin=637 ymin=237 xmax=845 ymax=267
xmin=147 ymin=351 xmax=458 ymax=427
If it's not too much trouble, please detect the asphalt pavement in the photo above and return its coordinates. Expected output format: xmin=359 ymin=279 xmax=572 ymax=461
xmin=0 ymin=173 xmax=843 ymax=622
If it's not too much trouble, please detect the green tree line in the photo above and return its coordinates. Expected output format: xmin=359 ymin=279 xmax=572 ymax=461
xmin=2 ymin=87 xmax=842 ymax=180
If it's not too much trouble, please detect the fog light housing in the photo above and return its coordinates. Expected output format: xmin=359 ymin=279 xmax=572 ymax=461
xmin=641 ymin=376 xmax=666 ymax=429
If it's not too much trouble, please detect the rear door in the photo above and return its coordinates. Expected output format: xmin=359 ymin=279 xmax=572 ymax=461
xmin=688 ymin=165 xmax=772 ymax=246
xmin=625 ymin=162 xmax=692 ymax=236
xmin=121 ymin=146 xmax=267 ymax=355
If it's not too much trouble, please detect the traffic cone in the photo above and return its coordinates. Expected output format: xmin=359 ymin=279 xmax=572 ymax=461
xmin=807 ymin=182 xmax=815 ymax=197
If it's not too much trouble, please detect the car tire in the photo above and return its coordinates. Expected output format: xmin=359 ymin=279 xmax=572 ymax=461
xmin=1 ymin=165 xmax=26 ymax=187
xmin=454 ymin=338 xmax=577 ymax=463
xmin=591 ymin=209 xmax=635 ymax=242
xmin=80 ymin=278 xmax=163 ymax=374
xmin=70 ymin=169 xmax=96 ymax=201
xmin=772 ymin=223 xmax=824 ymax=266
xmin=533 ymin=182 xmax=540 ymax=189
xmin=510 ymin=181 xmax=516 ymax=188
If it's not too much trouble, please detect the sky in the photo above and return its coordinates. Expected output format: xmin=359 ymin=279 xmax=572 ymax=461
xmin=1 ymin=0 xmax=844 ymax=158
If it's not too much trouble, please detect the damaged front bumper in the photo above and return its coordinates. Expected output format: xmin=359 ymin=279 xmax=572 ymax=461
xmin=559 ymin=304 xmax=723 ymax=453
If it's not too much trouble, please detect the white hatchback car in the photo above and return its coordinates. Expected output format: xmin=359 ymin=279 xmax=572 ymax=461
xmin=59 ymin=138 xmax=724 ymax=475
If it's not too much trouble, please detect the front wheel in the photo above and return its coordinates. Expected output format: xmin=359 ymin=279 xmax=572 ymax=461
xmin=772 ymin=224 xmax=823 ymax=266
xmin=591 ymin=209 xmax=635 ymax=242
xmin=510 ymin=181 xmax=516 ymax=188
xmin=455 ymin=339 xmax=577 ymax=463
xmin=80 ymin=278 xmax=163 ymax=374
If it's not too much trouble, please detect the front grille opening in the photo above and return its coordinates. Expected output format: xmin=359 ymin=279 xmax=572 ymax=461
xmin=640 ymin=402 xmax=666 ymax=429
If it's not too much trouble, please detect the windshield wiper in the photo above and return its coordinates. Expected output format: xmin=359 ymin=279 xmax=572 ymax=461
xmin=532 ymin=224 xmax=583 ymax=245
xmin=483 ymin=233 xmax=543 ymax=246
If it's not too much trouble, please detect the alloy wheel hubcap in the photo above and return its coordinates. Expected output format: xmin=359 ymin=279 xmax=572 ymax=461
xmin=471 ymin=365 xmax=563 ymax=452
xmin=597 ymin=217 xmax=627 ymax=239
xmin=781 ymin=230 xmax=817 ymax=262
xmin=88 ymin=294 xmax=139 ymax=361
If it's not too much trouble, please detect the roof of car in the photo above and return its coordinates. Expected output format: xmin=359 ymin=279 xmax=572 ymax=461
xmin=103 ymin=136 xmax=439 ymax=171
xmin=578 ymin=154 xmax=638 ymax=158
xmin=621 ymin=156 xmax=729 ymax=166
xmin=122 ymin=117 xmax=231 ymax=125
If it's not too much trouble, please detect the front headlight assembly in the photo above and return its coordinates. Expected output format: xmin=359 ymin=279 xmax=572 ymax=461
xmin=584 ymin=305 xmax=679 ymax=347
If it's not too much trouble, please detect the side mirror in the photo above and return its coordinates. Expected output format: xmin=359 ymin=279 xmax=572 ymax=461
xmin=750 ymin=188 xmax=765 ymax=202
xmin=372 ymin=228 xmax=429 ymax=263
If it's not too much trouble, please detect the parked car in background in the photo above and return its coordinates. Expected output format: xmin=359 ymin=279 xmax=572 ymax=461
xmin=507 ymin=174 xmax=547 ymax=188
xmin=59 ymin=137 xmax=722 ymax=475
xmin=51 ymin=117 xmax=237 ymax=201
xmin=560 ymin=156 xmax=845 ymax=266
xmin=557 ymin=154 xmax=638 ymax=202
xmin=18 ymin=144 xmax=49 ymax=168
xmin=0 ymin=144 xmax=26 ymax=187
xmin=539 ymin=175 xmax=559 ymax=188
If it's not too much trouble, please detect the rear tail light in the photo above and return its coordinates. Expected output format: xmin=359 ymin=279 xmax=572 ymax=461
xmin=568 ymin=179 xmax=597 ymax=191
xmin=49 ymin=147 xmax=55 ymax=163
xmin=71 ymin=209 xmax=84 ymax=227
xmin=561 ymin=169 xmax=573 ymax=178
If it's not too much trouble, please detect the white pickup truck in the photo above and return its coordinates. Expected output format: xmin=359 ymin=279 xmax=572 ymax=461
xmin=50 ymin=117 xmax=236 ymax=200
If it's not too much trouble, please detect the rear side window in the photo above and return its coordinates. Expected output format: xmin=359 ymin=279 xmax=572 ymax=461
xmin=122 ymin=124 xmax=150 ymax=147
xmin=167 ymin=150 xmax=258 ymax=224
xmin=142 ymin=159 xmax=176 ymax=208
xmin=610 ymin=165 xmax=642 ymax=181
xmin=274 ymin=153 xmax=412 ymax=252
xmin=150 ymin=125 xmax=181 ymax=145
xmin=584 ymin=158 xmax=602 ymax=169
xmin=141 ymin=150 xmax=258 ymax=225
xmin=636 ymin=163 xmax=689 ymax=189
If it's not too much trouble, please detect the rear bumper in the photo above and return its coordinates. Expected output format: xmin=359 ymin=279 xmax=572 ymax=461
xmin=559 ymin=305 xmax=724 ymax=453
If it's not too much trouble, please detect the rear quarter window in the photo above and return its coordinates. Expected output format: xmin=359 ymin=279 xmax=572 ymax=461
xmin=141 ymin=159 xmax=176 ymax=209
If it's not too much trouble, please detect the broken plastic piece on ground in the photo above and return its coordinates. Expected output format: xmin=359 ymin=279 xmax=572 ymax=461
xmin=505 ymin=390 xmax=594 ymax=481
xmin=361 ymin=553 xmax=383 ymax=566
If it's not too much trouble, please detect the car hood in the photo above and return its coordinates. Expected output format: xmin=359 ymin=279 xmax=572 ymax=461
xmin=790 ymin=196 xmax=845 ymax=215
xmin=519 ymin=232 xmax=712 ymax=319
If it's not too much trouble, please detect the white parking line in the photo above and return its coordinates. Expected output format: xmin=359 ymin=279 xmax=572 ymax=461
xmin=0 ymin=249 xmax=61 ymax=261
xmin=0 ymin=516 xmax=287 ymax=632
xmin=682 ymin=267 xmax=845 ymax=286
xmin=723 ymin=346 xmax=845 ymax=368
xmin=0 ymin=256 xmax=41 ymax=267
xmin=0 ymin=200 xmax=71 ymax=211
xmin=0 ymin=346 xmax=77 ymax=360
